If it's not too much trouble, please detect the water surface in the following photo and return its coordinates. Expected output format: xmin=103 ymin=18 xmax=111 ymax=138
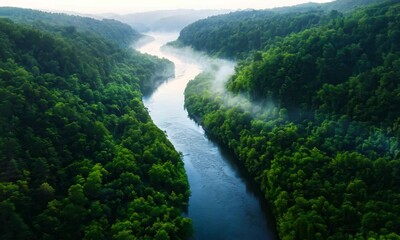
xmin=138 ymin=32 xmax=276 ymax=240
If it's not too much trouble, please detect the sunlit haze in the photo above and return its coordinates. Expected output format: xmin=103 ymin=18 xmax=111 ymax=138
xmin=1 ymin=0 xmax=333 ymax=14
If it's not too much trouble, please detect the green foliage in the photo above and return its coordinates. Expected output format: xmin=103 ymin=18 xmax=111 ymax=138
xmin=0 ymin=15 xmax=190 ymax=239
xmin=0 ymin=7 xmax=142 ymax=47
xmin=177 ymin=10 xmax=331 ymax=59
xmin=176 ymin=0 xmax=388 ymax=59
xmin=184 ymin=1 xmax=400 ymax=239
xmin=323 ymin=0 xmax=387 ymax=12
xmin=227 ymin=1 xmax=400 ymax=121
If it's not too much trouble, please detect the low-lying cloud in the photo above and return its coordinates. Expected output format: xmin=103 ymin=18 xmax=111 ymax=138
xmin=162 ymin=41 xmax=278 ymax=118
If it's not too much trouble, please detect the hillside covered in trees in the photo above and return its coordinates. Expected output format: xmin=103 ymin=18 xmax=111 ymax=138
xmin=0 ymin=7 xmax=141 ymax=47
xmin=176 ymin=0 xmax=385 ymax=59
xmin=0 ymin=10 xmax=191 ymax=240
xmin=177 ymin=10 xmax=330 ymax=59
xmin=184 ymin=0 xmax=400 ymax=239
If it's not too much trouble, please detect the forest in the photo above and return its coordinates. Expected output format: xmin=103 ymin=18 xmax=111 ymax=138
xmin=0 ymin=9 xmax=191 ymax=240
xmin=177 ymin=10 xmax=329 ymax=59
xmin=176 ymin=0 xmax=384 ymax=60
xmin=0 ymin=7 xmax=141 ymax=47
xmin=184 ymin=0 xmax=400 ymax=239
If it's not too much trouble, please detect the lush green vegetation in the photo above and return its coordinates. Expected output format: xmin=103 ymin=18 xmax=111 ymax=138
xmin=0 ymin=15 xmax=190 ymax=240
xmin=227 ymin=0 xmax=400 ymax=122
xmin=322 ymin=0 xmax=385 ymax=12
xmin=184 ymin=1 xmax=400 ymax=239
xmin=274 ymin=0 xmax=384 ymax=14
xmin=175 ymin=0 xmax=386 ymax=59
xmin=0 ymin=7 xmax=141 ymax=47
xmin=177 ymin=10 xmax=330 ymax=59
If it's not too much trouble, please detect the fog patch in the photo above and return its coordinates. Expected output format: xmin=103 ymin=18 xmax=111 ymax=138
xmin=131 ymin=35 xmax=155 ymax=49
xmin=162 ymin=42 xmax=278 ymax=118
xmin=161 ymin=44 xmax=218 ymax=69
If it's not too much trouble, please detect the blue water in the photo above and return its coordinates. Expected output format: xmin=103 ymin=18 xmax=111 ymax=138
xmin=138 ymin=32 xmax=277 ymax=240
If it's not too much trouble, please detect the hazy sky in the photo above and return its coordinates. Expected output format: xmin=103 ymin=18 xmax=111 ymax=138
xmin=0 ymin=0 xmax=333 ymax=14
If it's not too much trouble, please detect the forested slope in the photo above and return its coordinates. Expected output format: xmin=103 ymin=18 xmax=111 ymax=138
xmin=0 ymin=7 xmax=141 ymax=47
xmin=176 ymin=0 xmax=386 ymax=59
xmin=0 ymin=15 xmax=190 ymax=240
xmin=177 ymin=10 xmax=329 ymax=59
xmin=184 ymin=1 xmax=400 ymax=239
xmin=322 ymin=0 xmax=385 ymax=12
xmin=227 ymin=0 xmax=400 ymax=123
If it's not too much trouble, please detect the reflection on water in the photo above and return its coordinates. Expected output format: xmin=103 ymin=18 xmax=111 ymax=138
xmin=138 ymin=32 xmax=277 ymax=240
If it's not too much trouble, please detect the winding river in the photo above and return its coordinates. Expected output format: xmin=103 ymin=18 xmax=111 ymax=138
xmin=137 ymin=32 xmax=276 ymax=240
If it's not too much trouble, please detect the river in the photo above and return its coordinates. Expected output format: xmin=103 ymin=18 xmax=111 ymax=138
xmin=137 ymin=32 xmax=277 ymax=240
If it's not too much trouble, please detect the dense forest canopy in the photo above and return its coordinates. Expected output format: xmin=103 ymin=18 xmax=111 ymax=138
xmin=273 ymin=0 xmax=385 ymax=13
xmin=227 ymin=0 xmax=400 ymax=123
xmin=184 ymin=0 xmax=400 ymax=239
xmin=0 ymin=10 xmax=191 ymax=240
xmin=322 ymin=0 xmax=386 ymax=12
xmin=177 ymin=10 xmax=329 ymax=59
xmin=0 ymin=7 xmax=142 ymax=47
xmin=176 ymin=0 xmax=387 ymax=59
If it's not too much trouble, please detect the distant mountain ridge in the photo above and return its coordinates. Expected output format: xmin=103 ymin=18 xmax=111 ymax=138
xmin=104 ymin=9 xmax=232 ymax=32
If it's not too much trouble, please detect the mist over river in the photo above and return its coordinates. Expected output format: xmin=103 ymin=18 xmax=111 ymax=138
xmin=137 ymin=32 xmax=277 ymax=240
